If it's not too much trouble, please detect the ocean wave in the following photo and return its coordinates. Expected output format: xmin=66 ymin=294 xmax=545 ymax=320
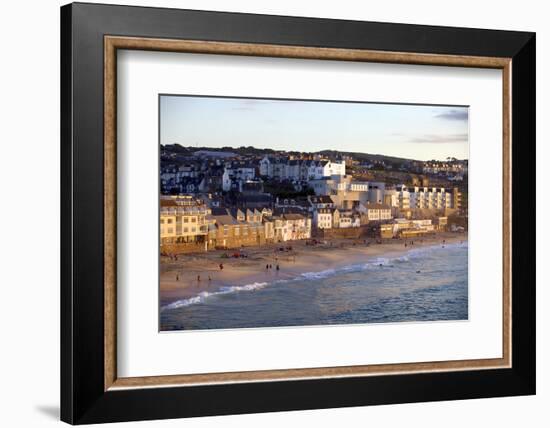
xmin=161 ymin=282 xmax=268 ymax=311
xmin=162 ymin=241 xmax=467 ymax=310
xmin=402 ymin=240 xmax=467 ymax=259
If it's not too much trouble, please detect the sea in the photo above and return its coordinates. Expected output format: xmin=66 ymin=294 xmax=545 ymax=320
xmin=160 ymin=241 xmax=468 ymax=331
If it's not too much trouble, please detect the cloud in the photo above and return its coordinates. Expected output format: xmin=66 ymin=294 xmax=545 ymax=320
xmin=230 ymin=98 xmax=262 ymax=111
xmin=408 ymin=133 xmax=468 ymax=144
xmin=231 ymin=106 xmax=256 ymax=111
xmin=435 ymin=109 xmax=468 ymax=121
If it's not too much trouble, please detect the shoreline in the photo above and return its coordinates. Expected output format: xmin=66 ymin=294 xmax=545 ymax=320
xmin=160 ymin=232 xmax=468 ymax=307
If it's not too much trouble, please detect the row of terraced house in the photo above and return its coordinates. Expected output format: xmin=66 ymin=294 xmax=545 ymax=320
xmin=160 ymin=196 xmax=311 ymax=251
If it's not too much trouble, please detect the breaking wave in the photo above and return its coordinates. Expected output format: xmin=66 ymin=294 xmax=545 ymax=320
xmin=161 ymin=282 xmax=268 ymax=311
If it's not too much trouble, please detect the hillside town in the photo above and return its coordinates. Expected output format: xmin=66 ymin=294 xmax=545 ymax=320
xmin=160 ymin=145 xmax=468 ymax=254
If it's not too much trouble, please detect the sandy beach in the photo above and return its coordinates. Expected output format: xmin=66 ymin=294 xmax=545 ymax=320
xmin=160 ymin=232 xmax=468 ymax=305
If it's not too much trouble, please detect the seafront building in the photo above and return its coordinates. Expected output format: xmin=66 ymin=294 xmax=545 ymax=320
xmin=390 ymin=218 xmax=436 ymax=238
xmin=160 ymin=150 xmax=465 ymax=253
xmin=161 ymin=197 xmax=312 ymax=251
xmin=335 ymin=210 xmax=361 ymax=228
xmin=394 ymin=185 xmax=455 ymax=210
xmin=358 ymin=203 xmax=393 ymax=222
xmin=160 ymin=185 xmax=460 ymax=252
xmin=278 ymin=213 xmax=312 ymax=241
xmin=313 ymin=208 xmax=333 ymax=229
xmin=207 ymin=208 xmax=267 ymax=249
xmin=160 ymin=196 xmax=211 ymax=245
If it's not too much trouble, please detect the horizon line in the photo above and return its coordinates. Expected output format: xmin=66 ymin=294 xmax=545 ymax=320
xmin=161 ymin=144 xmax=468 ymax=162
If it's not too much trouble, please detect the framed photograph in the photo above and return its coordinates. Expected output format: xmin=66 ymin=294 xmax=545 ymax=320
xmin=61 ymin=2 xmax=535 ymax=424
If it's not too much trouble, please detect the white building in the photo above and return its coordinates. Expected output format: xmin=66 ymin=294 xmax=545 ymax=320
xmin=259 ymin=156 xmax=345 ymax=181
xmin=359 ymin=203 xmax=393 ymax=221
xmin=271 ymin=213 xmax=312 ymax=241
xmin=309 ymin=175 xmax=372 ymax=210
xmin=322 ymin=160 xmax=346 ymax=177
xmin=412 ymin=219 xmax=435 ymax=231
xmin=337 ymin=213 xmax=361 ymax=228
xmin=283 ymin=213 xmax=312 ymax=240
xmin=313 ymin=208 xmax=333 ymax=229
xmin=222 ymin=164 xmax=256 ymax=191
xmin=309 ymin=175 xmax=361 ymax=195
xmin=350 ymin=181 xmax=369 ymax=192
xmin=259 ymin=156 xmax=276 ymax=177
xmin=394 ymin=185 xmax=453 ymax=210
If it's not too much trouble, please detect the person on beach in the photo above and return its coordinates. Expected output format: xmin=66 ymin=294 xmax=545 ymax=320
xmin=269 ymin=264 xmax=272 ymax=269
xmin=208 ymin=275 xmax=211 ymax=285
xmin=176 ymin=274 xmax=179 ymax=281
xmin=266 ymin=264 xmax=269 ymax=271
xmin=197 ymin=275 xmax=201 ymax=282
xmin=276 ymin=264 xmax=280 ymax=272
xmin=219 ymin=263 xmax=223 ymax=270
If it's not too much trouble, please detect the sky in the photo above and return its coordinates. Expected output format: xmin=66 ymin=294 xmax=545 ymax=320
xmin=160 ymin=95 xmax=469 ymax=161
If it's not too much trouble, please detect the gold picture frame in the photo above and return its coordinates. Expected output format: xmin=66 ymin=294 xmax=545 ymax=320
xmin=103 ymin=36 xmax=512 ymax=391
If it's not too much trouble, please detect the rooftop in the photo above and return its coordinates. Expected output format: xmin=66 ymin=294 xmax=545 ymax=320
xmin=309 ymin=195 xmax=334 ymax=204
xmin=212 ymin=214 xmax=240 ymax=226
xmin=211 ymin=207 xmax=230 ymax=216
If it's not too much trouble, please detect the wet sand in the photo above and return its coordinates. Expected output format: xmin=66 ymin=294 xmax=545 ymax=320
xmin=160 ymin=232 xmax=468 ymax=305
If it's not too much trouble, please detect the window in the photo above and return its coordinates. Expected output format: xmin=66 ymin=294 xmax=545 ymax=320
xmin=184 ymin=217 xmax=189 ymax=223
xmin=160 ymin=219 xmax=165 ymax=224
xmin=183 ymin=227 xmax=188 ymax=233
xmin=191 ymin=227 xmax=196 ymax=233
xmin=167 ymin=228 xmax=173 ymax=234
xmin=167 ymin=218 xmax=173 ymax=224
